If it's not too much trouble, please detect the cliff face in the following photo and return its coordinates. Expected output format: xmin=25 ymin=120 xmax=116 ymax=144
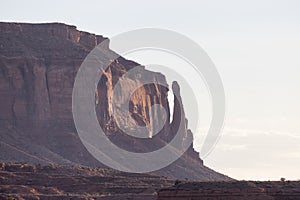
xmin=0 ymin=23 xmax=107 ymax=124
xmin=0 ymin=22 xmax=229 ymax=180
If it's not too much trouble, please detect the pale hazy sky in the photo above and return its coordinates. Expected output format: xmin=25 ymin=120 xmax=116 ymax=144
xmin=1 ymin=0 xmax=300 ymax=180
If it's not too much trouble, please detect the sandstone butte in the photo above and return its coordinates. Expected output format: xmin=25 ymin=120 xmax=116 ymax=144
xmin=0 ymin=22 xmax=229 ymax=180
xmin=1 ymin=22 xmax=300 ymax=200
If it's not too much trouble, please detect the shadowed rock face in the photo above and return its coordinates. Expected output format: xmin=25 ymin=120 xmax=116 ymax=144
xmin=0 ymin=22 xmax=230 ymax=180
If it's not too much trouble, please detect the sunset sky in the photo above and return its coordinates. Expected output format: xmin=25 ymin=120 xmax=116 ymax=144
xmin=1 ymin=0 xmax=299 ymax=180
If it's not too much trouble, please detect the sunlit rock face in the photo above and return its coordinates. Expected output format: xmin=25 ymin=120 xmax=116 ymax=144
xmin=0 ymin=22 xmax=230 ymax=180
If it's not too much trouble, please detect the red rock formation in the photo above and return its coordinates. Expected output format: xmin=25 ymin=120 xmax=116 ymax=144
xmin=0 ymin=22 xmax=229 ymax=180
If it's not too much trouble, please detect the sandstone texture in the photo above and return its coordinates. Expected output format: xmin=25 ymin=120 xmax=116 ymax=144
xmin=0 ymin=22 xmax=229 ymax=180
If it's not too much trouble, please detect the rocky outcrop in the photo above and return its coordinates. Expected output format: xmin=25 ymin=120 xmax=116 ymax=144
xmin=0 ymin=22 xmax=229 ymax=180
